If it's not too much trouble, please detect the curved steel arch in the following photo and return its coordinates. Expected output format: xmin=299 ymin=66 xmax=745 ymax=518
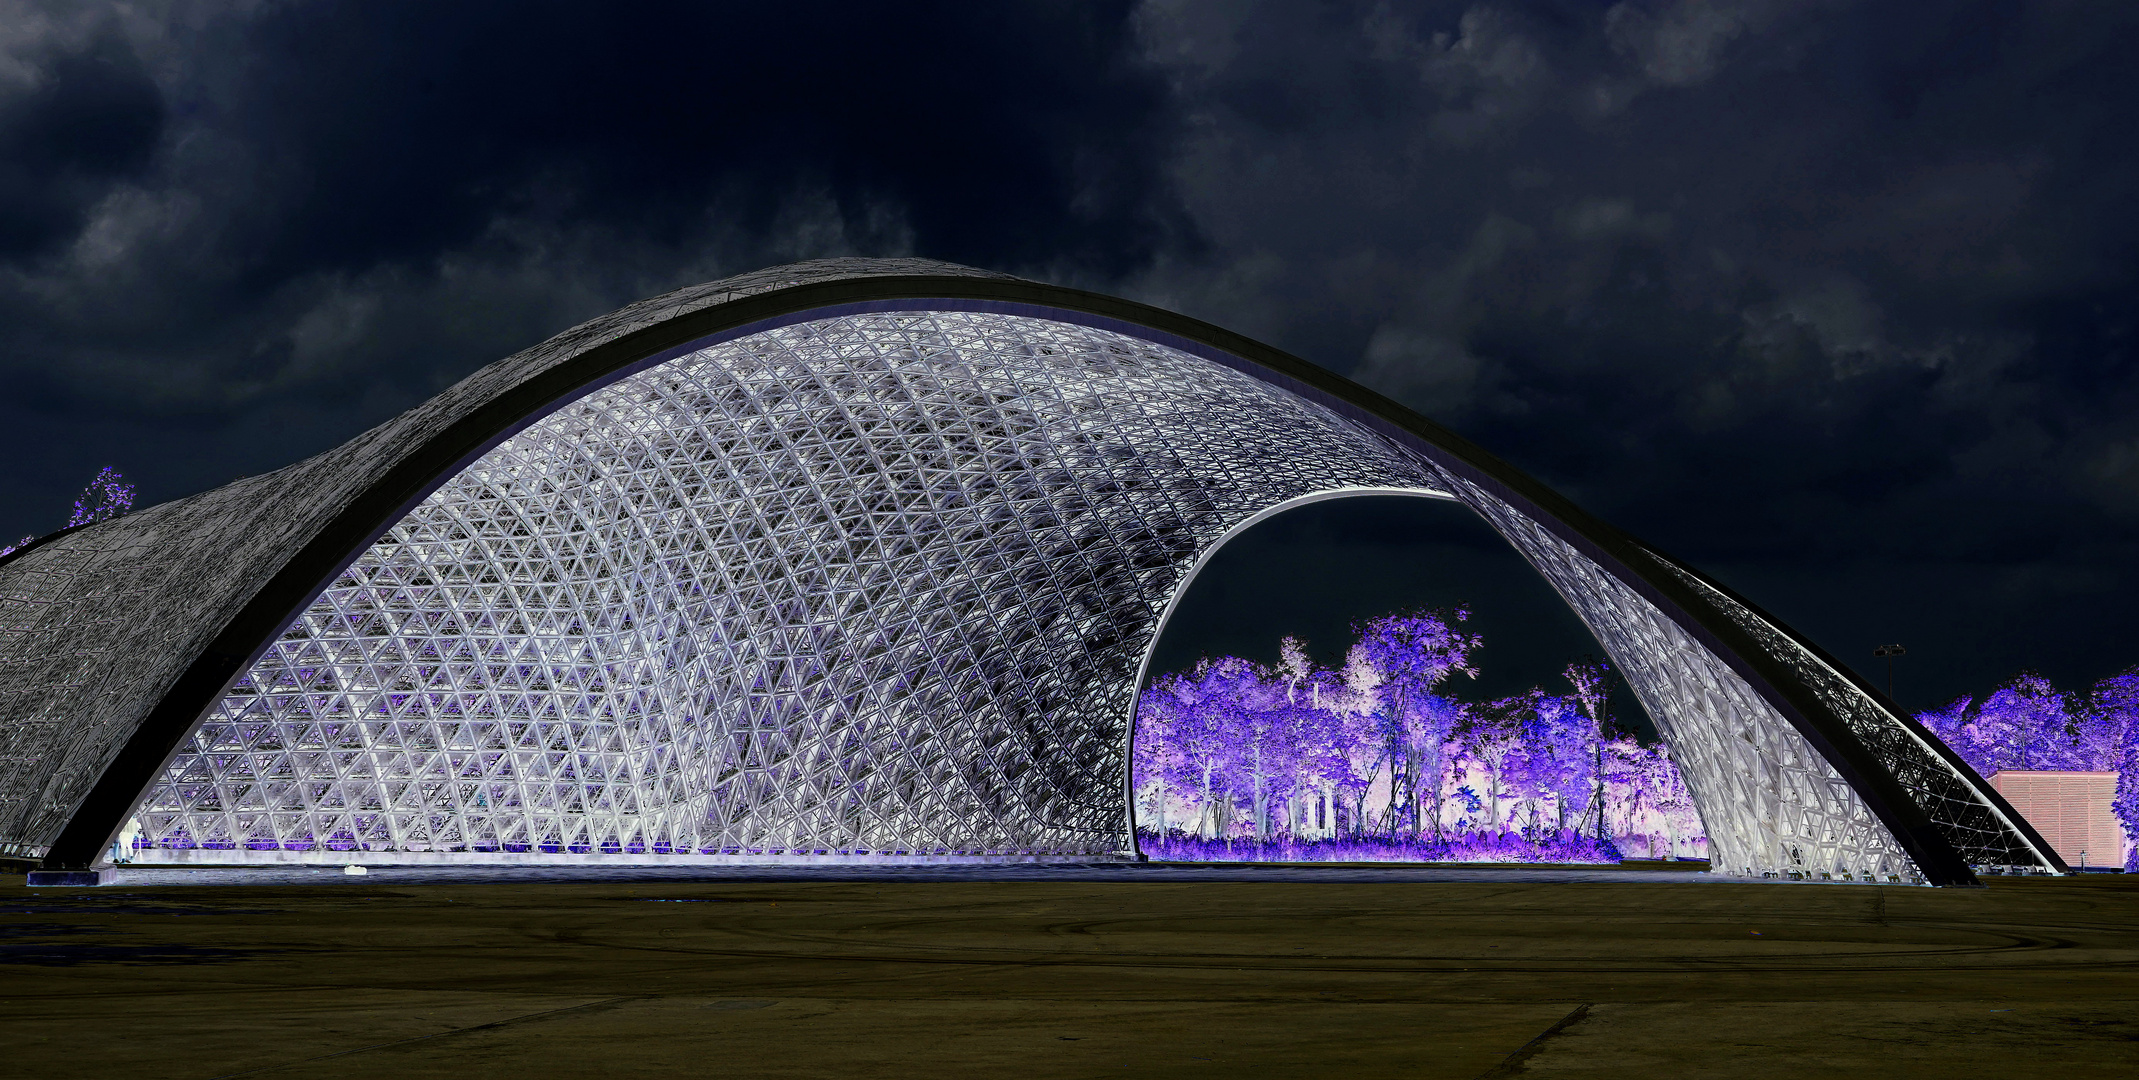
xmin=0 ymin=258 xmax=2056 ymax=883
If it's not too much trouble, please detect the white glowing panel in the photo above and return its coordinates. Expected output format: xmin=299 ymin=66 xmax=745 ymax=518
xmin=137 ymin=312 xmax=1446 ymax=859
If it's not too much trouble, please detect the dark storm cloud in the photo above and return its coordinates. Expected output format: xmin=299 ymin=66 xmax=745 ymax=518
xmin=2 ymin=0 xmax=2135 ymax=706
xmin=212 ymin=3 xmax=1184 ymax=287
xmin=0 ymin=26 xmax=161 ymax=256
xmin=1123 ymin=0 xmax=2139 ymax=702
xmin=0 ymin=0 xmax=1184 ymax=533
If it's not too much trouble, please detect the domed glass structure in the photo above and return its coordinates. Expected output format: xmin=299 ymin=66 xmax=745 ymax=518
xmin=0 ymin=259 xmax=2061 ymax=883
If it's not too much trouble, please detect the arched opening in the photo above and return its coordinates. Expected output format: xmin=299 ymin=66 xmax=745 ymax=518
xmin=1129 ymin=490 xmax=1703 ymax=863
xmin=12 ymin=261 xmax=2049 ymax=884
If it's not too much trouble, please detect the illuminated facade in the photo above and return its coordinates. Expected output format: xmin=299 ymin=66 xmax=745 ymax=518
xmin=0 ymin=259 xmax=2063 ymax=883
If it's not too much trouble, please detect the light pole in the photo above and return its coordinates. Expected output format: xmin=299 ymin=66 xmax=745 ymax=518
xmin=1873 ymin=644 xmax=1906 ymax=704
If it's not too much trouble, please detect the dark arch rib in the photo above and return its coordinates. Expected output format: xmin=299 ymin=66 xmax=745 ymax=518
xmin=45 ymin=274 xmax=2059 ymax=883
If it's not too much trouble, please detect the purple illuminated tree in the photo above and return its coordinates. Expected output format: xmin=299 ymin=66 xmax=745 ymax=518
xmin=1131 ymin=607 xmax=1708 ymax=864
xmin=1500 ymin=691 xmax=1592 ymax=838
xmin=2082 ymin=668 xmax=2139 ymax=871
xmin=1198 ymin=657 xmax=1298 ymax=841
xmin=1457 ymin=699 xmax=1523 ymax=834
xmin=1919 ymin=667 xmax=2139 ymax=872
xmin=1132 ymin=683 xmax=1187 ymax=837
xmin=1644 ymin=745 xmax=1698 ymax=859
xmin=1563 ymin=660 xmax=1613 ymax=846
xmin=1407 ymin=692 xmax=1466 ymax=839
xmin=1332 ymin=647 xmax=1388 ymax=836
xmin=1599 ymin=736 xmax=1649 ymax=842
xmin=1352 ymin=609 xmax=1480 ymax=836
xmin=2073 ymin=671 xmax=2136 ymax=771
xmin=1495 ymin=693 xmax=1552 ymax=837
xmin=1 ymin=466 xmax=136 ymax=560
xmin=1613 ymin=740 xmax=1694 ymax=858
xmin=1276 ymin=638 xmax=1354 ymax=838
xmin=1915 ymin=697 xmax=1975 ymax=769
xmin=1152 ymin=657 xmax=1274 ymax=839
xmin=68 ymin=466 xmax=135 ymax=528
xmin=1920 ymin=672 xmax=2085 ymax=775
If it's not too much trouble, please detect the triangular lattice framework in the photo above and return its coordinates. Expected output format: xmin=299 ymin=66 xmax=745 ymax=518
xmin=1447 ymin=475 xmax=1924 ymax=882
xmin=1 ymin=262 xmax=2054 ymax=880
xmin=137 ymin=313 xmax=1445 ymax=858
xmin=117 ymin=309 xmax=1958 ymax=879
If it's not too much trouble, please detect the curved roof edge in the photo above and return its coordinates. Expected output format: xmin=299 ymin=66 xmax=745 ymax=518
xmin=18 ymin=259 xmax=2055 ymax=882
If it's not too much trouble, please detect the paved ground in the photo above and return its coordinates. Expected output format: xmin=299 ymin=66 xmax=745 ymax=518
xmin=1 ymin=867 xmax=2133 ymax=1078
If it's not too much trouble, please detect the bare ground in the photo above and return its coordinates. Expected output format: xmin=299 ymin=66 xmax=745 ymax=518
xmin=1 ymin=870 xmax=2132 ymax=1078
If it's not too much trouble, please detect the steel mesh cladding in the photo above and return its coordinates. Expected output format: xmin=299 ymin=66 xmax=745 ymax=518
xmin=142 ymin=314 xmax=1444 ymax=859
xmin=0 ymin=258 xmax=2065 ymax=882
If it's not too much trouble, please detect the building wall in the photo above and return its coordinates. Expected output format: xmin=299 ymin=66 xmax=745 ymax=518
xmin=1989 ymin=771 xmax=2126 ymax=868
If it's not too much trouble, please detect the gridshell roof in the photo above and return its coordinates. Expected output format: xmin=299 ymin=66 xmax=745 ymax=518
xmin=0 ymin=259 xmax=2061 ymax=883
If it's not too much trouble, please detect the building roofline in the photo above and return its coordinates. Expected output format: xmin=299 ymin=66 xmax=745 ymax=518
xmin=42 ymin=267 xmax=2057 ymax=882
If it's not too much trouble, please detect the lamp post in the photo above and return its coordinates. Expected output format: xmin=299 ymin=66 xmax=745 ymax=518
xmin=1873 ymin=644 xmax=1906 ymax=704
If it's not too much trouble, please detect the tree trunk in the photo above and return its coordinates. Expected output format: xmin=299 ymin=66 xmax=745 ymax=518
xmin=1484 ymin=755 xmax=1503 ymax=831
xmin=1428 ymin=749 xmax=1446 ymax=841
xmin=1199 ymin=762 xmax=1217 ymax=840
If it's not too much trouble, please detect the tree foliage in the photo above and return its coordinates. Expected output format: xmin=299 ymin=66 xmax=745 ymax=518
xmin=1133 ymin=610 xmax=1703 ymax=863
xmin=68 ymin=466 xmax=135 ymax=528
xmin=1 ymin=466 xmax=134 ymax=559
xmin=1917 ymin=668 xmax=2139 ymax=871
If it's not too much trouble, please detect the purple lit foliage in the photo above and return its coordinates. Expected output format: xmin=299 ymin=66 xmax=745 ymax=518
xmin=1917 ymin=668 xmax=2139 ymax=871
xmin=69 ymin=466 xmax=135 ymax=528
xmin=1134 ymin=610 xmax=1707 ymax=864
xmin=1141 ymin=832 xmax=1623 ymax=864
xmin=0 ymin=467 xmax=135 ymax=560
xmin=1353 ymin=610 xmax=1480 ymax=839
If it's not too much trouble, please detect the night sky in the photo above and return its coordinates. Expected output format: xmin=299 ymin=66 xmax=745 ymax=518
xmin=4 ymin=2 xmax=2135 ymax=715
